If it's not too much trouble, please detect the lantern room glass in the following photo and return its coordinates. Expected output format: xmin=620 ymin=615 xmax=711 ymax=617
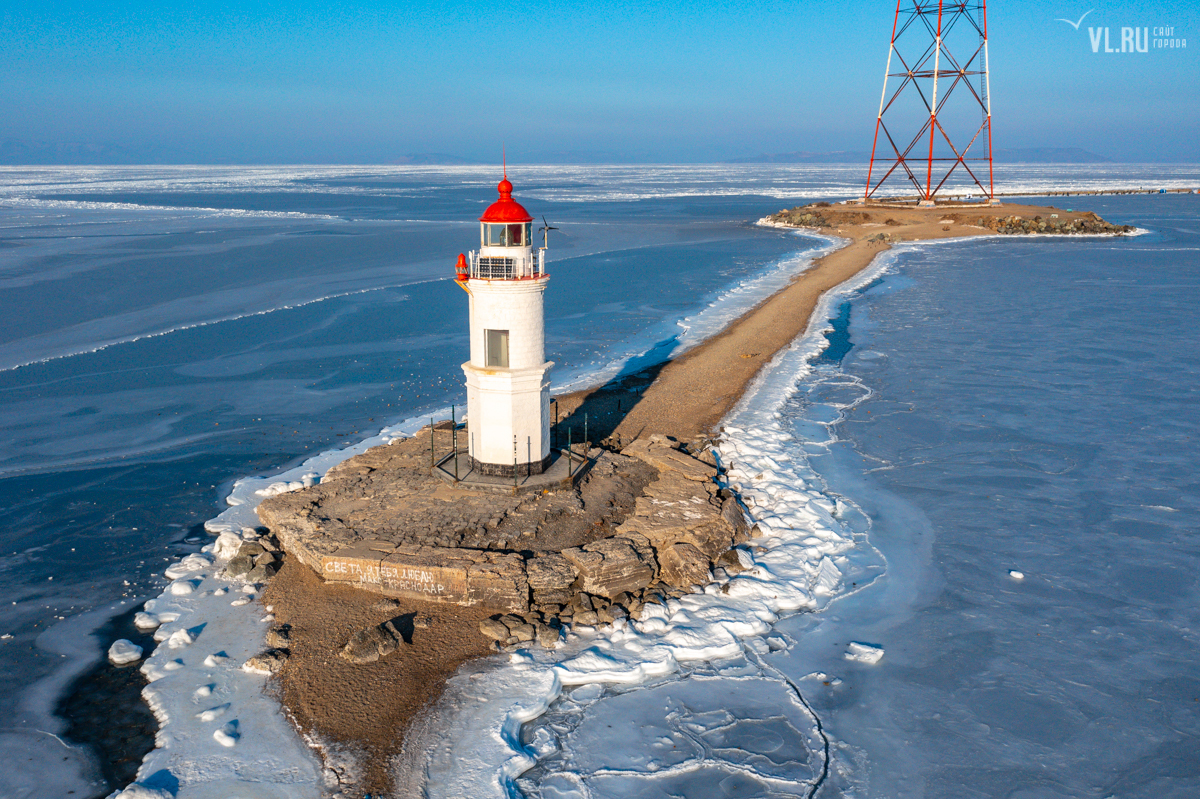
xmin=483 ymin=223 xmax=529 ymax=247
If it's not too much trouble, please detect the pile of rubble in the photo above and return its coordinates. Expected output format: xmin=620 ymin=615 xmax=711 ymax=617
xmin=974 ymin=213 xmax=1135 ymax=235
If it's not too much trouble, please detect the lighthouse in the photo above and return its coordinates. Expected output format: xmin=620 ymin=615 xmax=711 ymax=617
xmin=455 ymin=172 xmax=552 ymax=476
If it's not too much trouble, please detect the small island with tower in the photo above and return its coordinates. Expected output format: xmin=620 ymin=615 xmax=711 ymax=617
xmin=236 ymin=172 xmax=1134 ymax=794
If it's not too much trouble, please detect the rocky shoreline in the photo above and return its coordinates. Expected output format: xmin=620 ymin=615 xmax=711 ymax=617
xmin=254 ymin=428 xmax=749 ymax=650
xmin=768 ymin=202 xmax=1135 ymax=237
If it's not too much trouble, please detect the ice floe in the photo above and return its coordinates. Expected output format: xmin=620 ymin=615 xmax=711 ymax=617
xmin=108 ymin=639 xmax=144 ymax=665
xmin=844 ymin=642 xmax=884 ymax=665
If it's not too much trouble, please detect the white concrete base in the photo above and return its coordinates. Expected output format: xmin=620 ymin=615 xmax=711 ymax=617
xmin=463 ymin=361 xmax=552 ymax=471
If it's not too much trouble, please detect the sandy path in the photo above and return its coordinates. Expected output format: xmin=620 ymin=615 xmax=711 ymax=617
xmin=609 ymin=237 xmax=882 ymax=441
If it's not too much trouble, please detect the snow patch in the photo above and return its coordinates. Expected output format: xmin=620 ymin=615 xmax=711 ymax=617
xmin=108 ymin=639 xmax=144 ymax=665
xmin=133 ymin=612 xmax=161 ymax=631
xmin=112 ymin=784 xmax=175 ymax=799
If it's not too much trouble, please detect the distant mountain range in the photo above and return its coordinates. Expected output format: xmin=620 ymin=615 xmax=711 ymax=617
xmin=388 ymin=153 xmax=483 ymax=165
xmin=0 ymin=139 xmax=143 ymax=165
xmin=727 ymin=147 xmax=1117 ymax=164
xmin=0 ymin=141 xmax=1163 ymax=166
xmin=0 ymin=140 xmax=491 ymax=166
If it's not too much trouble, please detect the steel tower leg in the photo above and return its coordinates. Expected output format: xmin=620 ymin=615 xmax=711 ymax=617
xmin=864 ymin=0 xmax=996 ymax=204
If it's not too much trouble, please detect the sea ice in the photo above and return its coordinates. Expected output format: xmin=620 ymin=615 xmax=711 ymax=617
xmin=844 ymin=642 xmax=885 ymax=665
xmin=254 ymin=480 xmax=307 ymax=497
xmin=108 ymin=639 xmax=144 ymax=665
xmin=166 ymin=628 xmax=195 ymax=649
xmin=213 ymin=531 xmax=243 ymax=559
xmin=195 ymin=703 xmax=230 ymax=722
xmin=167 ymin=579 xmax=197 ymax=596
xmin=133 ymin=612 xmax=161 ymax=631
xmin=202 ymin=652 xmax=229 ymax=667
xmin=113 ymin=491 xmax=327 ymax=797
xmin=164 ymin=553 xmax=211 ymax=580
xmin=213 ymin=722 xmax=240 ymax=748
xmin=113 ymin=784 xmax=174 ymax=799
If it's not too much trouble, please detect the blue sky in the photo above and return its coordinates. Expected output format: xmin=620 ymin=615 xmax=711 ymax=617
xmin=3 ymin=0 xmax=1197 ymax=163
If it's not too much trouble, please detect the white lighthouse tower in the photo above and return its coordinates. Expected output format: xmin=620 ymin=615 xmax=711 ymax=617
xmin=455 ymin=172 xmax=552 ymax=476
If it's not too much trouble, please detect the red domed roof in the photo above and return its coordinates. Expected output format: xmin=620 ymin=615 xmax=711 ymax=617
xmin=479 ymin=176 xmax=533 ymax=223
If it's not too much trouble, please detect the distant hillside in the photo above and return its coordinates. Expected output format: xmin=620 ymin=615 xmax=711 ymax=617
xmin=992 ymin=147 xmax=1115 ymax=163
xmin=388 ymin=153 xmax=483 ymax=165
xmin=0 ymin=140 xmax=486 ymax=166
xmin=725 ymin=151 xmax=866 ymax=164
xmin=0 ymin=139 xmax=143 ymax=165
xmin=728 ymin=147 xmax=1116 ymax=164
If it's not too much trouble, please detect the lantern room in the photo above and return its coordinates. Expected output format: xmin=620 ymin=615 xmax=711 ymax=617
xmin=462 ymin=176 xmax=546 ymax=281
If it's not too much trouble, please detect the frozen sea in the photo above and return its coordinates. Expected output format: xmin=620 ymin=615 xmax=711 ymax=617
xmin=0 ymin=165 xmax=1197 ymax=798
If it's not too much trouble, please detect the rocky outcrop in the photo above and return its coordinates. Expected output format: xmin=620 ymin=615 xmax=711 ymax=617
xmin=616 ymin=466 xmax=738 ymax=567
xmin=974 ymin=214 xmax=1135 ymax=235
xmin=478 ymin=613 xmax=561 ymax=649
xmin=243 ymin=648 xmax=289 ymax=675
xmin=561 ymin=533 xmax=656 ymax=599
xmin=767 ymin=203 xmax=860 ymax=230
xmin=318 ymin=542 xmax=529 ymax=613
xmin=765 ymin=203 xmax=1135 ymax=237
xmin=255 ymin=428 xmax=749 ymax=628
xmin=657 ymin=542 xmax=711 ymax=588
xmin=526 ymin=554 xmax=577 ymax=606
xmin=223 ymin=532 xmax=286 ymax=583
xmin=265 ymin=624 xmax=291 ymax=650
xmin=339 ymin=620 xmax=405 ymax=665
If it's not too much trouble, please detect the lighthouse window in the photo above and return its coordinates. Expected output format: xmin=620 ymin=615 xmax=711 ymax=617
xmin=484 ymin=223 xmax=525 ymax=247
xmin=486 ymin=329 xmax=509 ymax=368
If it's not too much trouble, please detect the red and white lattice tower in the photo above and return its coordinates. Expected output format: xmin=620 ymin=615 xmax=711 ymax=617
xmin=865 ymin=1 xmax=995 ymax=204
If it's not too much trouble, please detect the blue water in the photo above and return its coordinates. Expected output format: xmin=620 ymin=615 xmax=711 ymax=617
xmin=1 ymin=166 xmax=1198 ymax=797
xmin=769 ymin=193 xmax=1200 ymax=797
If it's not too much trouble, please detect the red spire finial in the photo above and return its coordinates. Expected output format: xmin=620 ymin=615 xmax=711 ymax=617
xmin=480 ymin=152 xmax=531 ymax=222
xmin=497 ymin=149 xmax=513 ymax=197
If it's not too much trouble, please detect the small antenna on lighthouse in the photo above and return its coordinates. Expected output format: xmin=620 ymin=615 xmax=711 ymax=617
xmin=503 ymin=147 xmax=506 ymax=179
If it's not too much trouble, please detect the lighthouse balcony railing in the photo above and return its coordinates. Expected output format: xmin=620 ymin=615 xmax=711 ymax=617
xmin=467 ymin=249 xmax=545 ymax=280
